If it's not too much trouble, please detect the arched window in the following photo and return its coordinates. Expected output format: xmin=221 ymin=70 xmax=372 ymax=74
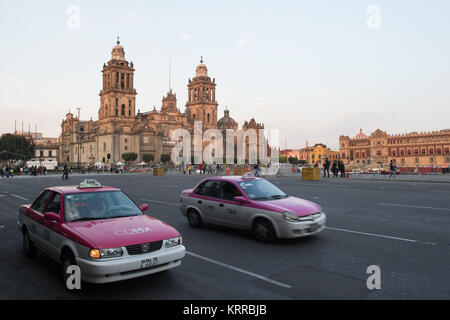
xmin=121 ymin=104 xmax=125 ymax=116
xmin=207 ymin=113 xmax=210 ymax=123
xmin=193 ymin=114 xmax=196 ymax=121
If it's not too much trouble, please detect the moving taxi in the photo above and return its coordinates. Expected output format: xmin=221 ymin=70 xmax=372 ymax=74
xmin=180 ymin=174 xmax=326 ymax=242
xmin=17 ymin=179 xmax=185 ymax=285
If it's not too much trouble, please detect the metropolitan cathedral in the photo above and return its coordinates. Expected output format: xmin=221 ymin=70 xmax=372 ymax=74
xmin=59 ymin=38 xmax=264 ymax=166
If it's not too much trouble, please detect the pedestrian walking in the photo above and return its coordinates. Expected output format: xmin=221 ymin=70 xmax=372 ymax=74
xmin=390 ymin=160 xmax=396 ymax=178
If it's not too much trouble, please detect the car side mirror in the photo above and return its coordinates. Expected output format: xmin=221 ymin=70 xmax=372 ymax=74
xmin=139 ymin=204 xmax=149 ymax=212
xmin=233 ymin=196 xmax=249 ymax=203
xmin=44 ymin=212 xmax=60 ymax=223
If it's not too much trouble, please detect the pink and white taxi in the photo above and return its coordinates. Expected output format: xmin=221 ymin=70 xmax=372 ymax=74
xmin=17 ymin=179 xmax=185 ymax=285
xmin=180 ymin=174 xmax=326 ymax=242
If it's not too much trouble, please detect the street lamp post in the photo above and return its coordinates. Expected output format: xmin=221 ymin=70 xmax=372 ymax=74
xmin=76 ymin=107 xmax=81 ymax=173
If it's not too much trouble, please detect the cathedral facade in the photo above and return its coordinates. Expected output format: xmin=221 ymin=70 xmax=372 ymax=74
xmin=59 ymin=39 xmax=261 ymax=167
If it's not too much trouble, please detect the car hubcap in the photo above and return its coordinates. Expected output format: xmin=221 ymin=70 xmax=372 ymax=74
xmin=189 ymin=214 xmax=199 ymax=225
xmin=256 ymin=225 xmax=269 ymax=240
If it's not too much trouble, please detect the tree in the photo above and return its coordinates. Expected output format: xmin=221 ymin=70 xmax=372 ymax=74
xmin=298 ymin=160 xmax=307 ymax=165
xmin=288 ymin=156 xmax=299 ymax=164
xmin=0 ymin=134 xmax=35 ymax=162
xmin=279 ymin=156 xmax=288 ymax=163
xmin=160 ymin=154 xmax=171 ymax=163
xmin=121 ymin=152 xmax=138 ymax=164
xmin=142 ymin=154 xmax=154 ymax=163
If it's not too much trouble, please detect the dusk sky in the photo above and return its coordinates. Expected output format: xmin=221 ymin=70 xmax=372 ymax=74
xmin=1 ymin=0 xmax=449 ymax=150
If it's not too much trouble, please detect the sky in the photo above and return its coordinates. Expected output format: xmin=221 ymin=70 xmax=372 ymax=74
xmin=1 ymin=0 xmax=449 ymax=150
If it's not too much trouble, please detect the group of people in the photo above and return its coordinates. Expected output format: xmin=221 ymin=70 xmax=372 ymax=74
xmin=181 ymin=163 xmax=224 ymax=175
xmin=315 ymin=158 xmax=346 ymax=178
xmin=1 ymin=165 xmax=48 ymax=177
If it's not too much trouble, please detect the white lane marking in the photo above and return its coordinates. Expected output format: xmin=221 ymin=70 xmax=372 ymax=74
xmin=433 ymin=190 xmax=450 ymax=193
xmin=325 ymin=227 xmax=436 ymax=246
xmin=0 ymin=194 xmax=5 ymax=197
xmin=0 ymin=225 xmax=5 ymax=230
xmin=141 ymin=199 xmax=179 ymax=206
xmin=11 ymin=194 xmax=28 ymax=201
xmin=186 ymin=251 xmax=292 ymax=289
xmin=141 ymin=198 xmax=440 ymax=245
xmin=379 ymin=203 xmax=450 ymax=212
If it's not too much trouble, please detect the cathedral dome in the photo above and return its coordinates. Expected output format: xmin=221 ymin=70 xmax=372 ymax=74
xmin=195 ymin=57 xmax=208 ymax=77
xmin=111 ymin=37 xmax=125 ymax=61
xmin=218 ymin=109 xmax=237 ymax=130
xmin=355 ymin=128 xmax=367 ymax=139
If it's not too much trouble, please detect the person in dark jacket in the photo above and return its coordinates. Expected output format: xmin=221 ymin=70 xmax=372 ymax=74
xmin=389 ymin=160 xmax=396 ymax=178
xmin=339 ymin=161 xmax=346 ymax=177
xmin=323 ymin=157 xmax=330 ymax=177
xmin=332 ymin=160 xmax=338 ymax=177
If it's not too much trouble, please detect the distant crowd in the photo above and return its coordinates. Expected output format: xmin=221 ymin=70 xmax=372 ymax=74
xmin=1 ymin=165 xmax=48 ymax=178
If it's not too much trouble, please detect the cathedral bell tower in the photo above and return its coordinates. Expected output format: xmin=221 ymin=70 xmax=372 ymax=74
xmin=185 ymin=57 xmax=218 ymax=129
xmin=98 ymin=37 xmax=137 ymax=121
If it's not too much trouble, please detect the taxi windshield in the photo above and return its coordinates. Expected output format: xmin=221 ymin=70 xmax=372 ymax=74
xmin=238 ymin=179 xmax=288 ymax=201
xmin=64 ymin=191 xmax=143 ymax=222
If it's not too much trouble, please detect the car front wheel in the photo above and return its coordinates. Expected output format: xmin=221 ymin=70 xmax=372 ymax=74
xmin=253 ymin=220 xmax=277 ymax=243
xmin=61 ymin=251 xmax=79 ymax=291
xmin=187 ymin=210 xmax=203 ymax=228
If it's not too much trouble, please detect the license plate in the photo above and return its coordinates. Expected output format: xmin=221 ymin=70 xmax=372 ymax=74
xmin=307 ymin=224 xmax=320 ymax=233
xmin=140 ymin=257 xmax=158 ymax=269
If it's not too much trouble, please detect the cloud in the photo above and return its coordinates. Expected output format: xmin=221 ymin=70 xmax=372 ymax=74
xmin=125 ymin=11 xmax=142 ymax=24
xmin=237 ymin=39 xmax=249 ymax=47
xmin=183 ymin=34 xmax=191 ymax=40
xmin=296 ymin=49 xmax=303 ymax=56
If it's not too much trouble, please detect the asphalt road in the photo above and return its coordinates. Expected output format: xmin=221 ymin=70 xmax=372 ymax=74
xmin=0 ymin=173 xmax=449 ymax=299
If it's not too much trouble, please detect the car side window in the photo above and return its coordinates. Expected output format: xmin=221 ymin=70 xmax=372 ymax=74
xmin=31 ymin=190 xmax=52 ymax=213
xmin=221 ymin=182 xmax=242 ymax=200
xmin=199 ymin=180 xmax=221 ymax=198
xmin=194 ymin=182 xmax=207 ymax=195
xmin=45 ymin=192 xmax=61 ymax=214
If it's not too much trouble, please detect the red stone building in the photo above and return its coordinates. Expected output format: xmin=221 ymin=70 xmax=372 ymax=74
xmin=339 ymin=128 xmax=450 ymax=168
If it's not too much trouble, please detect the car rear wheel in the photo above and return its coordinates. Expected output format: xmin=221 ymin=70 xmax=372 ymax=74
xmin=23 ymin=231 xmax=38 ymax=258
xmin=187 ymin=210 xmax=203 ymax=228
xmin=253 ymin=219 xmax=276 ymax=243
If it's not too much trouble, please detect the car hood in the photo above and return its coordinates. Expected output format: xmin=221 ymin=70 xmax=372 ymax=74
xmin=256 ymin=196 xmax=320 ymax=217
xmin=67 ymin=215 xmax=180 ymax=249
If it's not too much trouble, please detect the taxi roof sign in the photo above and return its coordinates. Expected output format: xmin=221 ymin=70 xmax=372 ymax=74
xmin=242 ymin=172 xmax=256 ymax=179
xmin=78 ymin=179 xmax=102 ymax=189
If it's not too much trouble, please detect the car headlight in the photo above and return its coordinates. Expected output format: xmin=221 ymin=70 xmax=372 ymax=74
xmin=164 ymin=236 xmax=182 ymax=248
xmin=89 ymin=247 xmax=123 ymax=259
xmin=282 ymin=211 xmax=299 ymax=222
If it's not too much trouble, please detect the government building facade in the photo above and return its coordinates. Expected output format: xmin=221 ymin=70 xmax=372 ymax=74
xmin=59 ymin=39 xmax=262 ymax=167
xmin=339 ymin=129 xmax=450 ymax=168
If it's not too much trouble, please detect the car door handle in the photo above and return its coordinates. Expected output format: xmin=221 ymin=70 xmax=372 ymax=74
xmin=198 ymin=200 xmax=202 ymax=204
xmin=219 ymin=203 xmax=224 ymax=207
